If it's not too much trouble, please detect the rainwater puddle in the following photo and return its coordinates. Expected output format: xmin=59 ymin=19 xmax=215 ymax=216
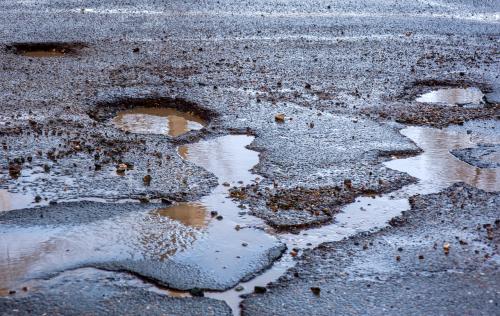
xmin=21 ymin=50 xmax=66 ymax=57
xmin=0 ymin=135 xmax=280 ymax=295
xmin=154 ymin=202 xmax=210 ymax=229
xmin=206 ymin=125 xmax=499 ymax=313
xmin=1 ymin=123 xmax=498 ymax=314
xmin=8 ymin=43 xmax=85 ymax=58
xmin=113 ymin=107 xmax=205 ymax=137
xmin=416 ymin=87 xmax=484 ymax=106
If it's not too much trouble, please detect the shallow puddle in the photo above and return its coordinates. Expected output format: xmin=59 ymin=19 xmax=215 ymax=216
xmin=0 ymin=135 xmax=281 ymax=294
xmin=155 ymin=202 xmax=209 ymax=228
xmin=386 ymin=126 xmax=499 ymax=193
xmin=206 ymin=124 xmax=499 ymax=313
xmin=1 ymin=122 xmax=498 ymax=313
xmin=21 ymin=50 xmax=66 ymax=57
xmin=113 ymin=107 xmax=205 ymax=137
xmin=416 ymin=87 xmax=484 ymax=106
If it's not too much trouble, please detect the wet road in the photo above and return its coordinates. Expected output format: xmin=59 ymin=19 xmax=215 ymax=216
xmin=0 ymin=0 xmax=499 ymax=315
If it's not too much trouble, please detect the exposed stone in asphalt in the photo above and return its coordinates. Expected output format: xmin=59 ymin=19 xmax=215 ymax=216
xmin=241 ymin=183 xmax=500 ymax=315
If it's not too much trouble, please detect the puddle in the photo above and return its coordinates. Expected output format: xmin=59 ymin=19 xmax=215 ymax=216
xmin=416 ymin=87 xmax=484 ymax=106
xmin=0 ymin=135 xmax=281 ymax=294
xmin=0 ymin=190 xmax=39 ymax=212
xmin=21 ymin=50 xmax=67 ymax=57
xmin=155 ymin=202 xmax=209 ymax=228
xmin=7 ymin=43 xmax=85 ymax=57
xmin=1 ymin=123 xmax=498 ymax=313
xmin=206 ymin=125 xmax=499 ymax=313
xmin=112 ymin=107 xmax=205 ymax=137
xmin=386 ymin=126 xmax=499 ymax=193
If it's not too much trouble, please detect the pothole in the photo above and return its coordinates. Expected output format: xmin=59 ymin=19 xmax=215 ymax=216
xmin=206 ymin=123 xmax=499 ymax=313
xmin=6 ymin=42 xmax=86 ymax=57
xmin=112 ymin=107 xmax=206 ymax=137
xmin=416 ymin=87 xmax=484 ymax=106
xmin=0 ymin=135 xmax=284 ymax=294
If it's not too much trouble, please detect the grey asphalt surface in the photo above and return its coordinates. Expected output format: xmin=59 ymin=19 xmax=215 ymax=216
xmin=241 ymin=184 xmax=500 ymax=315
xmin=0 ymin=0 xmax=499 ymax=315
xmin=0 ymin=268 xmax=232 ymax=316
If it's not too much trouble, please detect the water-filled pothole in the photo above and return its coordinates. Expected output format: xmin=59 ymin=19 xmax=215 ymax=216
xmin=416 ymin=87 xmax=484 ymax=106
xmin=205 ymin=124 xmax=499 ymax=313
xmin=0 ymin=135 xmax=283 ymax=295
xmin=6 ymin=42 xmax=86 ymax=57
xmin=1 ymin=120 xmax=498 ymax=313
xmin=113 ymin=107 xmax=206 ymax=137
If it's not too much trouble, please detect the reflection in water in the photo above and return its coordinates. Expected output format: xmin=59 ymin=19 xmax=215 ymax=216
xmin=155 ymin=202 xmax=209 ymax=228
xmin=206 ymin=125 xmax=499 ymax=313
xmin=0 ymin=190 xmax=38 ymax=212
xmin=416 ymin=87 xmax=484 ymax=105
xmin=386 ymin=127 xmax=499 ymax=192
xmin=0 ymin=135 xmax=281 ymax=298
xmin=178 ymin=135 xmax=259 ymax=184
xmin=113 ymin=107 xmax=205 ymax=137
xmin=1 ymin=124 xmax=498 ymax=312
xmin=0 ymin=211 xmax=199 ymax=293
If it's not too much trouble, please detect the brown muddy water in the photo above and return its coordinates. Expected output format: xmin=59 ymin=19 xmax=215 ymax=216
xmin=112 ymin=107 xmax=206 ymax=137
xmin=20 ymin=50 xmax=67 ymax=57
xmin=0 ymin=123 xmax=498 ymax=314
xmin=416 ymin=87 xmax=484 ymax=106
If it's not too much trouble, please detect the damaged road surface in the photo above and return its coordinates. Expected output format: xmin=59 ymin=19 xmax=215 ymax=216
xmin=0 ymin=0 xmax=499 ymax=315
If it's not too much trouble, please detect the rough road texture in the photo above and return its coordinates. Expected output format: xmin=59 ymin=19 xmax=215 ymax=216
xmin=3 ymin=0 xmax=498 ymax=227
xmin=0 ymin=0 xmax=499 ymax=314
xmin=451 ymin=143 xmax=500 ymax=169
xmin=241 ymin=183 xmax=500 ymax=315
xmin=0 ymin=269 xmax=232 ymax=316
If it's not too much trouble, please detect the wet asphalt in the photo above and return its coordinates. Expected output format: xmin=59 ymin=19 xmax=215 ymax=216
xmin=0 ymin=0 xmax=499 ymax=314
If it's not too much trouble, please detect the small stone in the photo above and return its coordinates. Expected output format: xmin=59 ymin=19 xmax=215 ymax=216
xmin=116 ymin=163 xmax=128 ymax=174
xmin=22 ymin=286 xmax=28 ymax=292
xmin=310 ymin=287 xmax=321 ymax=296
xmin=222 ymin=182 xmax=230 ymax=187
xmin=8 ymin=290 xmax=15 ymax=295
xmin=132 ymin=47 xmax=140 ymax=53
xmin=216 ymin=215 xmax=223 ymax=220
xmin=210 ymin=211 xmax=218 ymax=217
xmin=254 ymin=286 xmax=267 ymax=294
xmin=396 ymin=255 xmax=401 ymax=261
xmin=34 ymin=195 xmax=42 ymax=203
xmin=235 ymin=225 xmax=241 ymax=231
xmin=443 ymin=242 xmax=450 ymax=255
xmin=143 ymin=174 xmax=152 ymax=186
xmin=235 ymin=285 xmax=244 ymax=292
xmin=189 ymin=288 xmax=204 ymax=297
xmin=418 ymin=255 xmax=424 ymax=260
xmin=274 ymin=113 xmax=285 ymax=123
xmin=242 ymin=242 xmax=248 ymax=247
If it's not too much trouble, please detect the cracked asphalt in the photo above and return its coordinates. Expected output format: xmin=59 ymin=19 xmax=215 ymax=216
xmin=0 ymin=0 xmax=498 ymax=314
